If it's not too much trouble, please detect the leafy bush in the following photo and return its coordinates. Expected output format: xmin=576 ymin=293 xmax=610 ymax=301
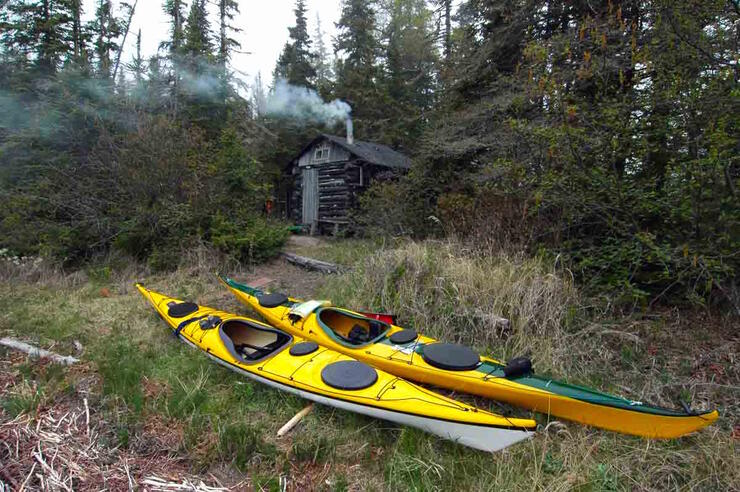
xmin=210 ymin=212 xmax=290 ymax=263
xmin=0 ymin=99 xmax=288 ymax=270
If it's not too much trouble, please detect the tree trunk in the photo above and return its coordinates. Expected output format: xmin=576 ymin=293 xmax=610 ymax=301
xmin=112 ymin=0 xmax=137 ymax=81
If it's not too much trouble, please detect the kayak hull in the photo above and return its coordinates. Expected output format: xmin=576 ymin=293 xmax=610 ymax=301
xmin=136 ymin=284 xmax=534 ymax=452
xmin=221 ymin=277 xmax=718 ymax=439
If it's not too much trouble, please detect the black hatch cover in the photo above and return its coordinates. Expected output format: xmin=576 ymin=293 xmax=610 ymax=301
xmin=321 ymin=361 xmax=378 ymax=390
xmin=389 ymin=329 xmax=418 ymax=344
xmin=257 ymin=292 xmax=289 ymax=308
xmin=422 ymin=343 xmax=480 ymax=371
xmin=290 ymin=341 xmax=319 ymax=356
xmin=167 ymin=301 xmax=199 ymax=318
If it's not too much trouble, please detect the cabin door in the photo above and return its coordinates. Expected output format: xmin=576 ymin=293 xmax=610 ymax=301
xmin=301 ymin=167 xmax=319 ymax=227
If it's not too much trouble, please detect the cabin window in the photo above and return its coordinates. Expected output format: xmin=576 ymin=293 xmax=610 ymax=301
xmin=313 ymin=144 xmax=330 ymax=162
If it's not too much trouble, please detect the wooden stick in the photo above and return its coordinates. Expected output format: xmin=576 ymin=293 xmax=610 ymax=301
xmin=277 ymin=404 xmax=314 ymax=437
xmin=0 ymin=338 xmax=79 ymax=365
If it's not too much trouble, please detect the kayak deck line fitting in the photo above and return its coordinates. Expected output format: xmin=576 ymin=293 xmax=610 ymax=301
xmin=220 ymin=276 xmax=719 ymax=439
xmin=136 ymin=283 xmax=535 ymax=452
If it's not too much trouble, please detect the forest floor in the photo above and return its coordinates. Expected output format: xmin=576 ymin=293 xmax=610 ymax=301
xmin=0 ymin=238 xmax=738 ymax=491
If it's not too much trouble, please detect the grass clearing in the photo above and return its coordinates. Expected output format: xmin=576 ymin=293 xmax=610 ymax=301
xmin=0 ymin=241 xmax=738 ymax=490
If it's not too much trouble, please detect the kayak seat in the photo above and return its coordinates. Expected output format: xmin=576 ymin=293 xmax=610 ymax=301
xmin=317 ymin=309 xmax=390 ymax=346
xmin=221 ymin=320 xmax=292 ymax=363
xmin=348 ymin=324 xmax=370 ymax=343
xmin=257 ymin=292 xmax=289 ymax=308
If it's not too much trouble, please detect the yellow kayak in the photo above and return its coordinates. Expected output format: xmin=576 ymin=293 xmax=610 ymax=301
xmin=221 ymin=276 xmax=719 ymax=438
xmin=135 ymin=284 xmax=535 ymax=452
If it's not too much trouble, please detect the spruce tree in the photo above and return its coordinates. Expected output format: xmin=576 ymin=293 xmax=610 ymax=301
xmin=217 ymin=0 xmax=241 ymax=69
xmin=334 ymin=0 xmax=383 ymax=140
xmin=162 ymin=0 xmax=185 ymax=56
xmin=0 ymin=0 xmax=78 ymax=74
xmin=381 ymin=0 xmax=438 ymax=148
xmin=182 ymin=0 xmax=213 ymax=62
xmin=92 ymin=0 xmax=121 ymax=79
xmin=128 ymin=28 xmax=145 ymax=83
xmin=274 ymin=0 xmax=316 ymax=88
xmin=313 ymin=13 xmax=333 ymax=95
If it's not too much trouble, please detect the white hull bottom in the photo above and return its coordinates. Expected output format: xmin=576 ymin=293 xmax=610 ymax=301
xmin=181 ymin=337 xmax=531 ymax=452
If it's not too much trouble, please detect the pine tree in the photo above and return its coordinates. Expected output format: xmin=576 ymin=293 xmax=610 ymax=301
xmin=70 ymin=0 xmax=83 ymax=63
xmin=182 ymin=0 xmax=213 ymax=61
xmin=0 ymin=0 xmax=78 ymax=74
xmin=381 ymin=0 xmax=438 ymax=147
xmin=334 ymin=0 xmax=383 ymax=140
xmin=252 ymin=72 xmax=267 ymax=116
xmin=92 ymin=0 xmax=121 ymax=79
xmin=182 ymin=0 xmax=223 ymax=131
xmin=217 ymin=0 xmax=241 ymax=68
xmin=162 ymin=0 xmax=185 ymax=56
xmin=274 ymin=0 xmax=316 ymax=88
xmin=313 ymin=13 xmax=333 ymax=94
xmin=128 ymin=28 xmax=145 ymax=83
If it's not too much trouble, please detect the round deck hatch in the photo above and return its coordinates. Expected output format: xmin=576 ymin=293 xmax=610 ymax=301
xmin=321 ymin=361 xmax=378 ymax=390
xmin=290 ymin=341 xmax=319 ymax=356
xmin=389 ymin=329 xmax=418 ymax=345
xmin=422 ymin=343 xmax=480 ymax=371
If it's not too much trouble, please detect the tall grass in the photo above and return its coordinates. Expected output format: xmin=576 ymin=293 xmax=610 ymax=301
xmin=320 ymin=240 xmax=579 ymax=373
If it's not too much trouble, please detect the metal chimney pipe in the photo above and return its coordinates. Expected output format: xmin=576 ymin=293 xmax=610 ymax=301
xmin=346 ymin=117 xmax=354 ymax=145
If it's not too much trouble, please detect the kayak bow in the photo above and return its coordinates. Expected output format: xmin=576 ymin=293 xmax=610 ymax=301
xmin=221 ymin=276 xmax=719 ymax=438
xmin=136 ymin=284 xmax=534 ymax=452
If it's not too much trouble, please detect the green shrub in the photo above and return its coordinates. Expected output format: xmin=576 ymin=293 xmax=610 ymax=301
xmin=210 ymin=212 xmax=290 ymax=264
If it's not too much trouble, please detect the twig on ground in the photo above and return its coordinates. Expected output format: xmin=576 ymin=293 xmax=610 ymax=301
xmin=140 ymin=476 xmax=228 ymax=491
xmin=277 ymin=404 xmax=314 ymax=437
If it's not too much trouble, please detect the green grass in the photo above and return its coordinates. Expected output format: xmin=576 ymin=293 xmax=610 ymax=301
xmin=288 ymin=236 xmax=397 ymax=267
xmin=0 ymin=241 xmax=738 ymax=490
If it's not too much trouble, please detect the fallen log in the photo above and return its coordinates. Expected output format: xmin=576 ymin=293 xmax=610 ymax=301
xmin=0 ymin=337 xmax=79 ymax=365
xmin=281 ymin=252 xmax=344 ymax=274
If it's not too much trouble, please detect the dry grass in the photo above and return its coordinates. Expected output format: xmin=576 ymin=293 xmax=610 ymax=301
xmin=319 ymin=240 xmax=579 ymax=373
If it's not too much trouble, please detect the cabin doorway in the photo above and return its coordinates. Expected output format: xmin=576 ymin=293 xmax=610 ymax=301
xmin=302 ymin=167 xmax=318 ymax=230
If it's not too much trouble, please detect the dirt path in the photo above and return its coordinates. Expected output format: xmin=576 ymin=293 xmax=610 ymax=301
xmin=225 ymin=235 xmax=332 ymax=301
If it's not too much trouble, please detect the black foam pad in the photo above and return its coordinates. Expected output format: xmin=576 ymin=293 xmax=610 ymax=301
xmin=389 ymin=329 xmax=418 ymax=344
xmin=321 ymin=361 xmax=378 ymax=390
xmin=503 ymin=357 xmax=532 ymax=378
xmin=257 ymin=292 xmax=289 ymax=308
xmin=422 ymin=343 xmax=480 ymax=371
xmin=289 ymin=341 xmax=319 ymax=356
xmin=167 ymin=301 xmax=198 ymax=318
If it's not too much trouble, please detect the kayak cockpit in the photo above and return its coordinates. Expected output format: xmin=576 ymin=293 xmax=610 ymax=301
xmin=316 ymin=308 xmax=390 ymax=346
xmin=220 ymin=319 xmax=292 ymax=364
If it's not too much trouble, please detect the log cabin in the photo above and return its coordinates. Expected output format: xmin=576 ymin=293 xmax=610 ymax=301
xmin=287 ymin=121 xmax=411 ymax=234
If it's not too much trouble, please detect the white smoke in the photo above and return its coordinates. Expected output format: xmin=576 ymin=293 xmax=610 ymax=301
xmin=264 ymin=78 xmax=350 ymax=124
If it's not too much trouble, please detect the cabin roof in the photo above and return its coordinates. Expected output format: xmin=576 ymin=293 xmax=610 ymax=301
xmin=294 ymin=134 xmax=412 ymax=170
